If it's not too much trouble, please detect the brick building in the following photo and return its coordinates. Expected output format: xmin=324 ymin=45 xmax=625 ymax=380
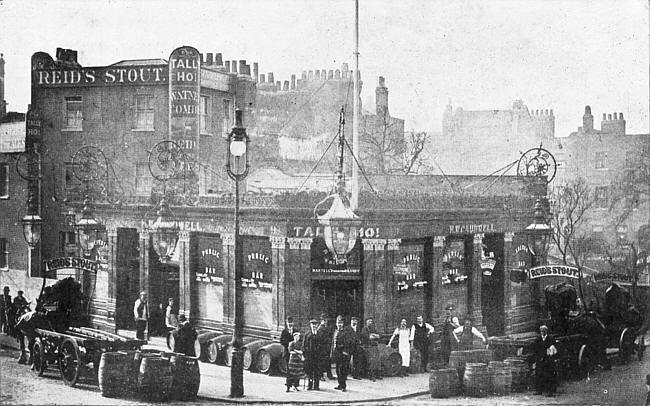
xmin=1 ymin=46 xmax=554 ymax=346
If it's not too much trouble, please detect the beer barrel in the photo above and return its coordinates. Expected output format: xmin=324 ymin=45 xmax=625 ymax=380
xmin=98 ymin=352 xmax=129 ymax=398
xmin=243 ymin=339 xmax=272 ymax=371
xmin=363 ymin=345 xmax=382 ymax=373
xmin=504 ymin=357 xmax=529 ymax=392
xmin=488 ymin=361 xmax=512 ymax=395
xmin=255 ymin=342 xmax=285 ymax=375
xmin=377 ymin=345 xmax=402 ymax=377
xmin=225 ymin=337 xmax=257 ymax=367
xmin=138 ymin=356 xmax=173 ymax=401
xmin=449 ymin=350 xmax=470 ymax=382
xmin=429 ymin=368 xmax=461 ymax=398
xmin=471 ymin=348 xmax=493 ymax=364
xmin=130 ymin=350 xmax=161 ymax=391
xmin=207 ymin=334 xmax=233 ymax=364
xmin=169 ymin=354 xmax=201 ymax=401
xmin=463 ymin=363 xmax=489 ymax=397
xmin=193 ymin=331 xmax=223 ymax=361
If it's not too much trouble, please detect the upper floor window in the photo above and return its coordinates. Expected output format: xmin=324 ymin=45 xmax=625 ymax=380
xmin=0 ymin=163 xmax=8 ymax=198
xmin=594 ymin=151 xmax=607 ymax=169
xmin=592 ymin=225 xmax=604 ymax=240
xmin=594 ymin=186 xmax=608 ymax=206
xmin=135 ymin=163 xmax=152 ymax=195
xmin=134 ymin=95 xmax=154 ymax=130
xmin=222 ymin=99 xmax=232 ymax=137
xmin=200 ymin=95 xmax=212 ymax=134
xmin=65 ymin=96 xmax=83 ymax=130
xmin=0 ymin=238 xmax=8 ymax=270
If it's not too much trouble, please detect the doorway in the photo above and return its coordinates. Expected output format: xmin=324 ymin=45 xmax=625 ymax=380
xmin=481 ymin=233 xmax=505 ymax=336
xmin=115 ymin=228 xmax=140 ymax=330
xmin=311 ymin=280 xmax=363 ymax=321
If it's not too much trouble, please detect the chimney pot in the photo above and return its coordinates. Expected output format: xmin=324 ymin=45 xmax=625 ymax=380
xmin=619 ymin=112 xmax=624 ymax=119
xmin=276 ymin=81 xmax=281 ymax=89
xmin=253 ymin=62 xmax=259 ymax=81
xmin=283 ymin=80 xmax=289 ymax=90
xmin=544 ymin=109 xmax=548 ymax=115
xmin=225 ymin=61 xmax=230 ymax=71
xmin=308 ymin=70 xmax=313 ymax=80
xmin=215 ymin=53 xmax=223 ymax=66
xmin=328 ymin=70 xmax=334 ymax=80
xmin=550 ymin=109 xmax=553 ymax=115
xmin=206 ymin=53 xmax=213 ymax=65
xmin=260 ymin=74 xmax=266 ymax=83
xmin=315 ymin=70 xmax=321 ymax=80
xmin=614 ymin=112 xmax=618 ymax=120
xmin=302 ymin=71 xmax=307 ymax=80
xmin=231 ymin=61 xmax=238 ymax=73
xmin=335 ymin=69 xmax=341 ymax=79
xmin=603 ymin=113 xmax=607 ymax=120
xmin=608 ymin=114 xmax=612 ymax=120
xmin=268 ymin=72 xmax=274 ymax=83
xmin=321 ymin=69 xmax=326 ymax=80
xmin=239 ymin=60 xmax=246 ymax=74
xmin=291 ymin=74 xmax=296 ymax=89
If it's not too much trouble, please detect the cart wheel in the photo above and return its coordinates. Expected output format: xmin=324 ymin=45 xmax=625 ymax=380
xmin=32 ymin=338 xmax=47 ymax=376
xmin=577 ymin=344 xmax=590 ymax=378
xmin=59 ymin=338 xmax=82 ymax=387
xmin=619 ymin=328 xmax=634 ymax=362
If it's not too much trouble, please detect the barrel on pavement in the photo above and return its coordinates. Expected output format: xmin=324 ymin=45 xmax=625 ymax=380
xmin=429 ymin=368 xmax=461 ymax=398
xmin=255 ymin=342 xmax=286 ymax=375
xmin=193 ymin=331 xmax=223 ymax=361
xmin=225 ymin=337 xmax=257 ymax=367
xmin=243 ymin=339 xmax=272 ymax=371
xmin=463 ymin=362 xmax=489 ymax=397
xmin=169 ymin=354 xmax=201 ymax=401
xmin=138 ymin=356 xmax=173 ymax=401
xmin=98 ymin=352 xmax=129 ymax=398
xmin=207 ymin=334 xmax=233 ymax=364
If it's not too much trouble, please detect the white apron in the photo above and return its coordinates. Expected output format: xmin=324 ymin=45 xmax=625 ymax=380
xmin=394 ymin=327 xmax=411 ymax=367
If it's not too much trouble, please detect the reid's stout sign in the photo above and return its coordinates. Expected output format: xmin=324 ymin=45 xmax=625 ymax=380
xmin=33 ymin=66 xmax=168 ymax=87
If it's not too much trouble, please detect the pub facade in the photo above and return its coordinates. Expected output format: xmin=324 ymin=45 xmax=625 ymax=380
xmin=26 ymin=46 xmax=549 ymax=341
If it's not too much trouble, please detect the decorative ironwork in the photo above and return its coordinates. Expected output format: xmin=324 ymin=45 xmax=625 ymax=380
xmin=72 ymin=146 xmax=109 ymax=184
xmin=517 ymin=146 xmax=557 ymax=183
xmin=148 ymin=140 xmax=199 ymax=206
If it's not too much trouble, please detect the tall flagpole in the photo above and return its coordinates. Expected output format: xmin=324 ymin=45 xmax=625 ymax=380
xmin=351 ymin=0 xmax=360 ymax=210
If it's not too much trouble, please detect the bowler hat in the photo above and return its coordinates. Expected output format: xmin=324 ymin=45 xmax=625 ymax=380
xmin=336 ymin=315 xmax=344 ymax=322
xmin=309 ymin=319 xmax=319 ymax=324
xmin=351 ymin=316 xmax=359 ymax=322
xmin=445 ymin=304 xmax=454 ymax=310
xmin=3 ymin=286 xmax=8 ymax=291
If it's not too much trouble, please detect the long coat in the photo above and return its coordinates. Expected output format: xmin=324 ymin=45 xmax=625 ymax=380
xmin=302 ymin=330 xmax=322 ymax=374
xmin=332 ymin=326 xmax=356 ymax=361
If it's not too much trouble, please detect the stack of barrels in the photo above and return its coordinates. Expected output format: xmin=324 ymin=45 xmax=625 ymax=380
xmin=504 ymin=356 xmax=530 ymax=392
xmin=97 ymin=350 xmax=200 ymax=401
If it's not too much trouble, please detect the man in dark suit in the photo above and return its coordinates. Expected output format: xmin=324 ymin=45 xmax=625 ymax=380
xmin=316 ymin=313 xmax=334 ymax=379
xmin=332 ymin=315 xmax=355 ymax=392
xmin=279 ymin=316 xmax=296 ymax=366
xmin=531 ymin=324 xmax=559 ymax=397
xmin=303 ymin=318 xmax=322 ymax=390
xmin=349 ymin=316 xmax=364 ymax=379
xmin=360 ymin=317 xmax=381 ymax=381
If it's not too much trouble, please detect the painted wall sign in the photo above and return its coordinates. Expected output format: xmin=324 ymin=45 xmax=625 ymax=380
xmin=32 ymin=66 xmax=168 ymax=87
xmin=292 ymin=225 xmax=381 ymax=239
xmin=527 ymin=265 xmax=580 ymax=280
xmin=195 ymin=235 xmax=224 ymax=284
xmin=0 ymin=121 xmax=24 ymax=153
xmin=243 ymin=238 xmax=272 ymax=290
xmin=448 ymin=223 xmax=495 ymax=234
xmin=593 ymin=272 xmax=634 ymax=283
xmin=442 ymin=239 xmax=467 ymax=285
xmin=396 ymin=243 xmax=425 ymax=291
xmin=43 ymin=257 xmax=100 ymax=274
xmin=26 ymin=109 xmax=42 ymax=145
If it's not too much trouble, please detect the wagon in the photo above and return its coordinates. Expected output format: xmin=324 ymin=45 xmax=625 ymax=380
xmin=30 ymin=325 xmax=145 ymax=386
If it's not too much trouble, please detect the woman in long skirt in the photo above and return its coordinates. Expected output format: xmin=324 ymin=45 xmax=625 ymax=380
xmin=286 ymin=332 xmax=304 ymax=391
xmin=387 ymin=318 xmax=411 ymax=376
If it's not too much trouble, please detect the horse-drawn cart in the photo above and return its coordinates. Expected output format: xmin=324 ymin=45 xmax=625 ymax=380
xmin=30 ymin=326 xmax=145 ymax=386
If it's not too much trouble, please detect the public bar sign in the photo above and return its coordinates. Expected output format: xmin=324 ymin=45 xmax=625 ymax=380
xmin=195 ymin=235 xmax=224 ymax=285
xmin=527 ymin=265 xmax=580 ymax=280
xmin=243 ymin=238 xmax=272 ymax=290
xmin=43 ymin=257 xmax=100 ymax=274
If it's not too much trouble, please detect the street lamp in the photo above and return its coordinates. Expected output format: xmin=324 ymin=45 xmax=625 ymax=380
xmin=525 ymin=199 xmax=551 ymax=266
xmin=315 ymin=107 xmax=361 ymax=263
xmin=76 ymin=195 xmax=104 ymax=257
xmin=149 ymin=196 xmax=179 ymax=264
xmin=17 ymin=142 xmax=43 ymax=276
xmin=22 ymin=213 xmax=42 ymax=249
xmin=225 ymin=109 xmax=250 ymax=398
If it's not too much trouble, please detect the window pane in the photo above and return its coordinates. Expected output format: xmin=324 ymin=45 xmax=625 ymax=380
xmin=200 ymin=96 xmax=210 ymax=134
xmin=135 ymin=163 xmax=152 ymax=195
xmin=135 ymin=95 xmax=154 ymax=130
xmin=0 ymin=238 xmax=7 ymax=269
xmin=0 ymin=163 xmax=8 ymax=197
xmin=65 ymin=96 xmax=83 ymax=129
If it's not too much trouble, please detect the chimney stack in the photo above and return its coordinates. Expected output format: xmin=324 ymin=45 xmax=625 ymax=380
xmin=215 ymin=53 xmax=223 ymax=67
xmin=582 ymin=105 xmax=594 ymax=133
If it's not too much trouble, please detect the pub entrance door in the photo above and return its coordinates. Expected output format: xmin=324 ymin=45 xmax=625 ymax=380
xmin=115 ymin=228 xmax=140 ymax=330
xmin=311 ymin=280 xmax=363 ymax=322
xmin=481 ymin=233 xmax=505 ymax=336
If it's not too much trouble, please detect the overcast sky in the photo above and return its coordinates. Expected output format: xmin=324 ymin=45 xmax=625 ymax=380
xmin=1 ymin=0 xmax=648 ymax=137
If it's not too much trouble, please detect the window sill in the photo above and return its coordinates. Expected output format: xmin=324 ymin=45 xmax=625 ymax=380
xmin=61 ymin=128 xmax=83 ymax=132
xmin=132 ymin=128 xmax=155 ymax=132
xmin=200 ymin=132 xmax=213 ymax=137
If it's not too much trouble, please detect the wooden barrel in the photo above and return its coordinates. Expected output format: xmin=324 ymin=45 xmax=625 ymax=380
xmin=470 ymin=348 xmax=493 ymax=364
xmin=463 ymin=363 xmax=489 ymax=397
xmin=138 ymin=356 xmax=173 ymax=401
xmin=376 ymin=345 xmax=402 ymax=377
xmin=429 ymin=368 xmax=461 ymax=398
xmin=488 ymin=361 xmax=512 ymax=395
xmin=255 ymin=342 xmax=285 ymax=375
xmin=243 ymin=339 xmax=272 ymax=371
xmin=449 ymin=350 xmax=470 ymax=382
xmin=207 ymin=334 xmax=233 ymax=364
xmin=169 ymin=354 xmax=201 ymax=401
xmin=225 ymin=337 xmax=257 ymax=367
xmin=504 ymin=357 xmax=528 ymax=392
xmin=363 ymin=345 xmax=382 ymax=372
xmin=193 ymin=331 xmax=223 ymax=362
xmin=98 ymin=352 xmax=130 ymax=398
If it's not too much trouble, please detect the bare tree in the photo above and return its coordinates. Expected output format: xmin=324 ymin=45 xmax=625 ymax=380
xmin=608 ymin=144 xmax=650 ymax=224
xmin=360 ymin=112 xmax=404 ymax=174
xmin=403 ymin=130 xmax=433 ymax=175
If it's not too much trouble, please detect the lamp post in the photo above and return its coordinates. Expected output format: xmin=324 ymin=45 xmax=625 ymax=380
xmin=17 ymin=142 xmax=43 ymax=274
xmin=315 ymin=107 xmax=361 ymax=264
xmin=225 ymin=109 xmax=250 ymax=398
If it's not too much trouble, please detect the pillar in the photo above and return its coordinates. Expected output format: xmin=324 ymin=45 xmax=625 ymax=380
xmin=178 ymin=230 xmax=191 ymax=318
xmin=138 ymin=230 xmax=150 ymax=295
xmin=431 ymin=236 xmax=445 ymax=322
xmin=270 ymin=236 xmax=286 ymax=333
xmin=470 ymin=233 xmax=484 ymax=327
xmin=503 ymin=232 xmax=515 ymax=334
xmin=383 ymin=238 xmax=401 ymax=333
xmin=362 ymin=238 xmax=387 ymax=330
xmin=221 ymin=233 xmax=235 ymax=325
xmin=106 ymin=226 xmax=118 ymax=332
xmin=286 ymin=237 xmax=312 ymax=328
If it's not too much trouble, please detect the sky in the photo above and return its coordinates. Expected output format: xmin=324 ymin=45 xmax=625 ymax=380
xmin=0 ymin=0 xmax=648 ymax=137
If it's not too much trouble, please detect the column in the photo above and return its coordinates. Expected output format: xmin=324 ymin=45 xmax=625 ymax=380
xmin=270 ymin=236 xmax=286 ymax=333
xmin=362 ymin=238 xmax=387 ymax=330
xmin=178 ymin=230 xmax=191 ymax=318
xmin=138 ymin=230 xmax=150 ymax=295
xmin=503 ymin=232 xmax=515 ymax=334
xmin=286 ymin=238 xmax=312 ymax=327
xmin=470 ymin=233 xmax=484 ymax=328
xmin=106 ymin=226 xmax=118 ymax=332
xmin=384 ymin=238 xmax=401 ymax=333
xmin=431 ymin=236 xmax=445 ymax=322
xmin=221 ymin=233 xmax=235 ymax=325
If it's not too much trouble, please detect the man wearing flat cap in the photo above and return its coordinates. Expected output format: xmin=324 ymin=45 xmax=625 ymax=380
xmin=441 ymin=304 xmax=460 ymax=364
xmin=316 ymin=313 xmax=334 ymax=379
xmin=332 ymin=315 xmax=355 ymax=391
xmin=349 ymin=316 xmax=364 ymax=379
xmin=303 ymin=318 xmax=323 ymax=390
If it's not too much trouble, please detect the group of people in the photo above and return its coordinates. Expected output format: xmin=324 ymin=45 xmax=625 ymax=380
xmin=1 ymin=286 xmax=30 ymax=338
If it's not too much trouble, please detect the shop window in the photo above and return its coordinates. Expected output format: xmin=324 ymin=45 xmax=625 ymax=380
xmin=0 ymin=238 xmax=7 ymax=269
xmin=135 ymin=163 xmax=152 ymax=195
xmin=0 ymin=163 xmax=8 ymax=198
xmin=594 ymin=151 xmax=607 ymax=169
xmin=134 ymin=95 xmax=154 ymax=130
xmin=64 ymin=96 xmax=83 ymax=130
xmin=222 ymin=99 xmax=232 ymax=137
xmin=200 ymin=95 xmax=211 ymax=134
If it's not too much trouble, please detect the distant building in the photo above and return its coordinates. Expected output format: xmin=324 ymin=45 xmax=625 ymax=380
xmin=436 ymin=99 xmax=555 ymax=175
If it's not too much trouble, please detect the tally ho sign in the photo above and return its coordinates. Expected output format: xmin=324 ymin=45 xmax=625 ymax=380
xmin=169 ymin=46 xmax=200 ymax=163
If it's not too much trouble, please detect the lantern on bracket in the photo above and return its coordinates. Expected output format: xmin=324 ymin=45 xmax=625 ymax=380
xmin=76 ymin=195 xmax=104 ymax=257
xmin=525 ymin=199 xmax=551 ymax=266
xmin=148 ymin=196 xmax=179 ymax=264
